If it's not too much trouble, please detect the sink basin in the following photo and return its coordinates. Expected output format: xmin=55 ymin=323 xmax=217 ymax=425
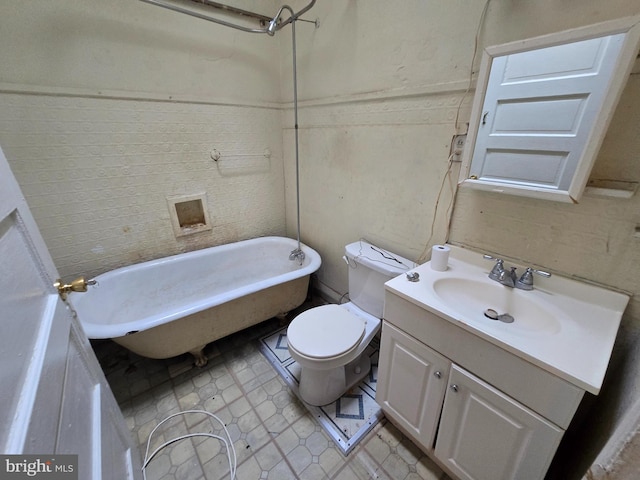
xmin=433 ymin=278 xmax=562 ymax=335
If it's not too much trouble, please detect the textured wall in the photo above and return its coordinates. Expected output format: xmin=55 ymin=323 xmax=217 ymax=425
xmin=0 ymin=0 xmax=285 ymax=280
xmin=0 ymin=94 xmax=286 ymax=280
xmin=283 ymin=94 xmax=464 ymax=296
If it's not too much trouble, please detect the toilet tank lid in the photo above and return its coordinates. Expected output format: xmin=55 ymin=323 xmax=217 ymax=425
xmin=344 ymin=240 xmax=416 ymax=276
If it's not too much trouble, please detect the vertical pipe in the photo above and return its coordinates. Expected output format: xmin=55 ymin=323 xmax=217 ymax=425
xmin=285 ymin=10 xmax=305 ymax=265
xmin=291 ymin=18 xmax=301 ymax=253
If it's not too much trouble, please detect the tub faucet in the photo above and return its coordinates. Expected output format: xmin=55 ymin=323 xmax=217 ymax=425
xmin=289 ymin=247 xmax=305 ymax=265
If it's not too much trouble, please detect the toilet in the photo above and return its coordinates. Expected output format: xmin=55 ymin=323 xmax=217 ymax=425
xmin=287 ymin=240 xmax=415 ymax=406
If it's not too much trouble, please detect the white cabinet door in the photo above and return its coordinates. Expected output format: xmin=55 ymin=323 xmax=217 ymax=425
xmin=376 ymin=322 xmax=450 ymax=449
xmin=435 ymin=365 xmax=563 ymax=480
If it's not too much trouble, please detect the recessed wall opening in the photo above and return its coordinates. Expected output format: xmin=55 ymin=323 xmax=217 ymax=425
xmin=176 ymin=199 xmax=205 ymax=227
xmin=167 ymin=193 xmax=212 ymax=237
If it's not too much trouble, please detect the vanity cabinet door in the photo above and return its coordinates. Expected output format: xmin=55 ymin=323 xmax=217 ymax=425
xmin=376 ymin=322 xmax=450 ymax=449
xmin=435 ymin=365 xmax=563 ymax=480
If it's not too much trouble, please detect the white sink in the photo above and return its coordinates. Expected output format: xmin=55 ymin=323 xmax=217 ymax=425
xmin=384 ymin=245 xmax=629 ymax=394
xmin=432 ymin=277 xmax=563 ymax=335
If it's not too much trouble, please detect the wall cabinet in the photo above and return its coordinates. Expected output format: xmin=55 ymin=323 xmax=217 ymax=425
xmin=377 ymin=292 xmax=583 ymax=480
xmin=458 ymin=16 xmax=640 ymax=203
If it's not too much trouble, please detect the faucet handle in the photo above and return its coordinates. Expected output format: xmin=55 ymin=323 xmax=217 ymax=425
xmin=484 ymin=255 xmax=504 ymax=280
xmin=522 ymin=267 xmax=551 ymax=278
xmin=516 ymin=267 xmax=551 ymax=290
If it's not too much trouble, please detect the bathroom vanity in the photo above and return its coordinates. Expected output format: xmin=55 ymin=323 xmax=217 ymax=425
xmin=376 ymin=245 xmax=629 ymax=480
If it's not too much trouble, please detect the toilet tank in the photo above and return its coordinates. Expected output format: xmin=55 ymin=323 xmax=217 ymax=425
xmin=344 ymin=241 xmax=416 ymax=318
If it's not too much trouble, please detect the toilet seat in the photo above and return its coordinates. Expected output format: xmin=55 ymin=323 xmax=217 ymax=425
xmin=287 ymin=304 xmax=365 ymax=359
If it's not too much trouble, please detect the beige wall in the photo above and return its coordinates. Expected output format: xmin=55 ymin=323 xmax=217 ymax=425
xmin=286 ymin=0 xmax=640 ymax=477
xmin=0 ymin=1 xmax=282 ymax=104
xmin=0 ymin=95 xmax=286 ymax=279
xmin=2 ymin=0 xmax=640 ymax=477
xmin=0 ymin=0 xmax=286 ymax=280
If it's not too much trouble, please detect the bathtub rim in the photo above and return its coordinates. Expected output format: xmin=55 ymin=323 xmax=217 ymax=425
xmin=71 ymin=236 xmax=321 ymax=339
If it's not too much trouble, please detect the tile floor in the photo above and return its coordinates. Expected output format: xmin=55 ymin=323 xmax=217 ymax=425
xmin=93 ymin=300 xmax=451 ymax=480
xmin=259 ymin=326 xmax=382 ymax=455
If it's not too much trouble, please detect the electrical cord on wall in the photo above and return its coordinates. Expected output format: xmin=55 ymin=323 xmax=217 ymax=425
xmin=454 ymin=0 xmax=491 ymax=135
xmin=417 ymin=0 xmax=491 ymax=264
xmin=417 ymin=154 xmax=455 ymax=264
xmin=142 ymin=410 xmax=237 ymax=480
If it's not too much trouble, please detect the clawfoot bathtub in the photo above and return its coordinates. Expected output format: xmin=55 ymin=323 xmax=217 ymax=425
xmin=72 ymin=236 xmax=321 ymax=366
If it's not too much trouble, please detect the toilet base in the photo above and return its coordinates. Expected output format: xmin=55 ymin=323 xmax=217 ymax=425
xmin=298 ymin=354 xmax=371 ymax=407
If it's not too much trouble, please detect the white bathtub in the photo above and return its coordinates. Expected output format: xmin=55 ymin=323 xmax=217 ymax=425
xmin=72 ymin=236 xmax=321 ymax=366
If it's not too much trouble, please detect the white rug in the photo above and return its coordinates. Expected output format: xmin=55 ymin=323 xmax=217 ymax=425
xmin=259 ymin=326 xmax=383 ymax=455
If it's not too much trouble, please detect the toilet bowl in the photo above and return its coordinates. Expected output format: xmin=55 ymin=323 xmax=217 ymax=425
xmin=286 ymin=240 xmax=415 ymax=406
xmin=287 ymin=302 xmax=381 ymax=406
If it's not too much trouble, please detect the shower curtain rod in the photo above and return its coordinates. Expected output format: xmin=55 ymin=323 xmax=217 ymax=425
xmin=185 ymin=0 xmax=273 ymax=23
xmin=139 ymin=0 xmax=316 ymax=35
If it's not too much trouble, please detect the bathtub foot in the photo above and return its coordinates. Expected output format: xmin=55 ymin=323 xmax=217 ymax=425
xmin=189 ymin=346 xmax=208 ymax=367
xmin=276 ymin=312 xmax=289 ymax=326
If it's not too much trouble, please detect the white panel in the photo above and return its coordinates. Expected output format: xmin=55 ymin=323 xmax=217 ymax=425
xmin=377 ymin=322 xmax=449 ymax=448
xmin=56 ymin=335 xmax=101 ymax=480
xmin=22 ymin=299 xmax=72 ymax=454
xmin=0 ymin=213 xmax=52 ymax=452
xmin=502 ymin=37 xmax=608 ymax=84
xmin=386 ymin=342 xmax=432 ymax=426
xmin=435 ymin=365 xmax=563 ymax=480
xmin=493 ymin=96 xmax=587 ymax=135
xmin=446 ymin=393 xmax=528 ymax=478
xmin=481 ymin=150 xmax=568 ymax=186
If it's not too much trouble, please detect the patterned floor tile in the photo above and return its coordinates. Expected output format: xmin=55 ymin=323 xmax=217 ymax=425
xmin=260 ymin=325 xmax=383 ymax=455
xmin=92 ymin=297 xmax=450 ymax=480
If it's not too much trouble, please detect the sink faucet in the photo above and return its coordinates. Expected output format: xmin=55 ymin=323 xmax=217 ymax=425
xmin=485 ymin=255 xmax=551 ymax=289
xmin=487 ymin=258 xmax=516 ymax=287
xmin=499 ymin=266 xmax=518 ymax=288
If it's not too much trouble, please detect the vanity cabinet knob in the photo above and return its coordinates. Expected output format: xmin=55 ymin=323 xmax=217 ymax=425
xmin=434 ymin=371 xmax=442 ymax=379
xmin=450 ymin=384 xmax=459 ymax=393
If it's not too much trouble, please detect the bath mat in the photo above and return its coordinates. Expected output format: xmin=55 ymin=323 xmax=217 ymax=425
xmin=259 ymin=326 xmax=383 ymax=455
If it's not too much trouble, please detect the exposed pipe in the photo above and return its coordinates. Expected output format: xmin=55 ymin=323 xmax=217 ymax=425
xmin=279 ymin=6 xmax=306 ymax=265
xmin=187 ymin=0 xmax=273 ymax=23
xmin=139 ymin=0 xmax=316 ymax=35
